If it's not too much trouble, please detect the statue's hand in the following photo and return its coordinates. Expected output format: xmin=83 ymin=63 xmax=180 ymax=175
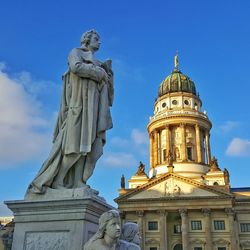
xmin=96 ymin=66 xmax=109 ymax=82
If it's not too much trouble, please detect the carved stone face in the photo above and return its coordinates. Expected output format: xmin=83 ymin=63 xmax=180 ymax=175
xmin=132 ymin=230 xmax=141 ymax=245
xmin=105 ymin=217 xmax=121 ymax=239
xmin=88 ymin=34 xmax=100 ymax=52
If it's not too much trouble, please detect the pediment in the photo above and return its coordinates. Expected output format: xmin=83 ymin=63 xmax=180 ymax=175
xmin=117 ymin=173 xmax=232 ymax=201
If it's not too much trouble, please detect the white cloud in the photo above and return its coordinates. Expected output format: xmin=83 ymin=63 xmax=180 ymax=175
xmin=0 ymin=64 xmax=55 ymax=167
xmin=226 ymin=138 xmax=250 ymax=157
xmin=131 ymin=128 xmax=148 ymax=145
xmin=101 ymin=152 xmax=137 ymax=168
xmin=219 ymin=121 xmax=239 ymax=133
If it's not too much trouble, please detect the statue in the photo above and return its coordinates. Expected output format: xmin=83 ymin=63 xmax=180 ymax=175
xmin=210 ymin=156 xmax=221 ymax=172
xmin=27 ymin=30 xmax=114 ymax=194
xmin=120 ymin=223 xmax=141 ymax=249
xmin=121 ymin=175 xmax=125 ymax=189
xmin=135 ymin=162 xmax=146 ymax=176
xmin=83 ymin=210 xmax=121 ymax=250
xmin=224 ymin=168 xmax=230 ymax=185
xmin=166 ymin=150 xmax=174 ymax=166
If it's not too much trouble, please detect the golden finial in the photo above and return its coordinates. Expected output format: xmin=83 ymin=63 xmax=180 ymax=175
xmin=174 ymin=50 xmax=179 ymax=70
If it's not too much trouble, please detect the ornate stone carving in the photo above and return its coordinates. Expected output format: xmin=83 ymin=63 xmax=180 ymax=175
xmin=135 ymin=162 xmax=147 ymax=176
xmin=179 ymin=209 xmax=188 ymax=217
xmin=136 ymin=210 xmax=144 ymax=217
xmin=165 ymin=179 xmax=181 ymax=196
xmin=121 ymin=223 xmax=141 ymax=249
xmin=202 ymin=208 xmax=211 ymax=216
xmin=24 ymin=231 xmax=69 ymax=250
xmin=84 ymin=210 xmax=121 ymax=250
xmin=209 ymin=156 xmax=221 ymax=171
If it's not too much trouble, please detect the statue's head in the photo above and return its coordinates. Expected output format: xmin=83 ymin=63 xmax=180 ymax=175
xmin=121 ymin=222 xmax=141 ymax=245
xmin=96 ymin=210 xmax=121 ymax=240
xmin=80 ymin=30 xmax=100 ymax=52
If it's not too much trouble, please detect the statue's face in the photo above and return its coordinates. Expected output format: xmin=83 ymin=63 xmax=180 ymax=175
xmin=105 ymin=217 xmax=121 ymax=239
xmin=88 ymin=34 xmax=100 ymax=52
xmin=132 ymin=230 xmax=141 ymax=245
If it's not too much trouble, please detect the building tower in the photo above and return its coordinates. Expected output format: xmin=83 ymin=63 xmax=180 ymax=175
xmin=148 ymin=54 xmax=212 ymax=179
xmin=116 ymin=55 xmax=250 ymax=250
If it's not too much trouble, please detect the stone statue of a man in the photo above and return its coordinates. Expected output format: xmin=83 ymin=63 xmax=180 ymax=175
xmin=83 ymin=210 xmax=121 ymax=250
xmin=27 ymin=30 xmax=114 ymax=194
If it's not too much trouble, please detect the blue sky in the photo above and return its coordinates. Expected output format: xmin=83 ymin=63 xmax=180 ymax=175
xmin=0 ymin=0 xmax=250 ymax=215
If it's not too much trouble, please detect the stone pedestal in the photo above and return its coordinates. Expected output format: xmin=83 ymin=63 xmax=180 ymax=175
xmin=5 ymin=188 xmax=113 ymax=250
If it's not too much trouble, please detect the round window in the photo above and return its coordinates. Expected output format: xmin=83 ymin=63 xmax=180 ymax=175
xmin=162 ymin=102 xmax=166 ymax=108
xmin=184 ymin=100 xmax=189 ymax=105
xmin=172 ymin=100 xmax=178 ymax=105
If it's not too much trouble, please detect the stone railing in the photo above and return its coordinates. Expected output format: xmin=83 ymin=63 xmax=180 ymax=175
xmin=149 ymin=109 xmax=208 ymax=121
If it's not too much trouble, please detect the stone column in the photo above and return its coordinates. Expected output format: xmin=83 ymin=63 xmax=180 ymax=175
xmin=179 ymin=209 xmax=189 ymax=250
xmin=158 ymin=130 xmax=161 ymax=164
xmin=149 ymin=132 xmax=154 ymax=168
xmin=195 ymin=124 xmax=202 ymax=163
xmin=205 ymin=130 xmax=211 ymax=165
xmin=153 ymin=130 xmax=158 ymax=167
xmin=225 ymin=208 xmax=238 ymax=250
xmin=157 ymin=210 xmax=168 ymax=250
xmin=165 ymin=125 xmax=171 ymax=159
xmin=180 ymin=124 xmax=187 ymax=161
xmin=136 ymin=210 xmax=145 ymax=250
xmin=202 ymin=208 xmax=212 ymax=250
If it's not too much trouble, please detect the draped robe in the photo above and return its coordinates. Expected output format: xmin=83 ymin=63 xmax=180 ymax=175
xmin=28 ymin=47 xmax=114 ymax=194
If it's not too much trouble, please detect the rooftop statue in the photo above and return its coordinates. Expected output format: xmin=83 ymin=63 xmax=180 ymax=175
xmin=26 ymin=30 xmax=114 ymax=194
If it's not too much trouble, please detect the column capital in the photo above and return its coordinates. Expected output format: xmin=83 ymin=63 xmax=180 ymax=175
xmin=225 ymin=208 xmax=235 ymax=216
xmin=179 ymin=209 xmax=188 ymax=217
xmin=202 ymin=208 xmax=211 ymax=216
xmin=180 ymin=123 xmax=186 ymax=128
xmin=195 ymin=123 xmax=199 ymax=129
xmin=156 ymin=209 xmax=168 ymax=216
xmin=136 ymin=210 xmax=144 ymax=217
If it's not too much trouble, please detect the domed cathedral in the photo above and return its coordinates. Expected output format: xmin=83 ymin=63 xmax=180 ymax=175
xmin=115 ymin=55 xmax=250 ymax=250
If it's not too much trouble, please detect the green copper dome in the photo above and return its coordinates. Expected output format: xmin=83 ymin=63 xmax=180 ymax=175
xmin=158 ymin=55 xmax=197 ymax=97
xmin=158 ymin=69 xmax=197 ymax=97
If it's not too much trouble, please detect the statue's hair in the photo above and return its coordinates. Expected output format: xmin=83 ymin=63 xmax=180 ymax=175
xmin=84 ymin=210 xmax=120 ymax=248
xmin=121 ymin=222 xmax=139 ymax=243
xmin=80 ymin=29 xmax=100 ymax=46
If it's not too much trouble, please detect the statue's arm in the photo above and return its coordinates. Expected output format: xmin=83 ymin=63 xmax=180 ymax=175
xmin=68 ymin=49 xmax=107 ymax=82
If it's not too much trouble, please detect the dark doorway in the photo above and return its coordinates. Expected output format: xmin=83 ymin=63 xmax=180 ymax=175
xmin=173 ymin=244 xmax=183 ymax=250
